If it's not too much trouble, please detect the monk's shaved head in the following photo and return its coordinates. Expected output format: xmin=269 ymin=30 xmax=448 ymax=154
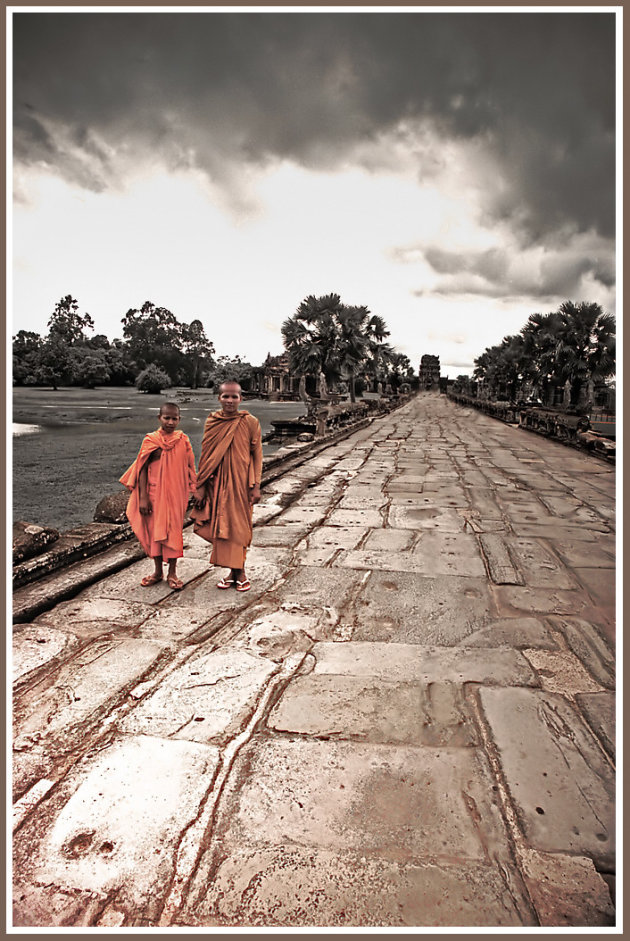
xmin=219 ymin=381 xmax=242 ymax=396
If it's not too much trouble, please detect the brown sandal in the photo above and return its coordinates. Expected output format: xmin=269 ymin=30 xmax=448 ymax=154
xmin=141 ymin=574 xmax=162 ymax=587
xmin=167 ymin=575 xmax=184 ymax=590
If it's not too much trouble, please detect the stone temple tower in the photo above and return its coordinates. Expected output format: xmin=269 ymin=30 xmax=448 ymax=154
xmin=419 ymin=354 xmax=441 ymax=390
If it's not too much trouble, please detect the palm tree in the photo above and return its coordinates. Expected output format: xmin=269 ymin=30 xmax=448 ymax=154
xmin=520 ymin=311 xmax=563 ymax=403
xmin=554 ymin=301 xmax=616 ymax=406
xmin=283 ymin=294 xmax=392 ymax=401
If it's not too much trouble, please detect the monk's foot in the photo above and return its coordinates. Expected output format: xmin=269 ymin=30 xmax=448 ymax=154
xmin=141 ymin=573 xmax=163 ymax=587
xmin=167 ymin=574 xmax=184 ymax=590
xmin=217 ymin=574 xmax=235 ymax=589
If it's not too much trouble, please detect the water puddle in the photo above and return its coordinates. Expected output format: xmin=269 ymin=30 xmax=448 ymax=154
xmin=13 ymin=423 xmax=40 ymax=436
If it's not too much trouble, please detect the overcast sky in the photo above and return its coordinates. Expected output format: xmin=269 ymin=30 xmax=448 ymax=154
xmin=11 ymin=7 xmax=617 ymax=377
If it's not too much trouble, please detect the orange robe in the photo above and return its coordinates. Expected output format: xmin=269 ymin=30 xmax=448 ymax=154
xmin=190 ymin=409 xmax=263 ymax=569
xmin=120 ymin=429 xmax=197 ymax=560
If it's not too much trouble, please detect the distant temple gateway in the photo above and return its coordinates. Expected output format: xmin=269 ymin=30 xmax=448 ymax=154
xmin=419 ymin=354 xmax=441 ymax=390
xmin=249 ymin=353 xmax=303 ymax=400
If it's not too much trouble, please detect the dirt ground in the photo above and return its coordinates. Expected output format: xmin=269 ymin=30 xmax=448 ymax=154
xmin=12 ymin=386 xmax=305 ymax=532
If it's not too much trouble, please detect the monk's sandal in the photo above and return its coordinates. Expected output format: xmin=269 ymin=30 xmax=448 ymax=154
xmin=236 ymin=578 xmax=251 ymax=592
xmin=217 ymin=576 xmax=235 ymax=589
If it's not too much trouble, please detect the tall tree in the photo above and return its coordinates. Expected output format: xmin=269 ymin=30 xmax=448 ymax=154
xmin=12 ymin=330 xmax=43 ymax=386
xmin=209 ymin=355 xmax=253 ymax=390
xmin=47 ymin=294 xmax=95 ymax=345
xmin=554 ymin=301 xmax=616 ymax=405
xmin=121 ymin=301 xmax=185 ymax=382
xmin=282 ymin=293 xmax=391 ymax=400
xmin=36 ymin=295 xmax=95 ymax=390
xmin=182 ymin=319 xmax=215 ymax=389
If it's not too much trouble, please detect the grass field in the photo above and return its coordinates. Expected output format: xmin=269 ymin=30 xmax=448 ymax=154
xmin=12 ymin=386 xmax=306 ymax=532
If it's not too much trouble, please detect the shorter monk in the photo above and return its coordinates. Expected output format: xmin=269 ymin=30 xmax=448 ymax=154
xmin=190 ymin=381 xmax=262 ymax=591
xmin=120 ymin=402 xmax=197 ymax=590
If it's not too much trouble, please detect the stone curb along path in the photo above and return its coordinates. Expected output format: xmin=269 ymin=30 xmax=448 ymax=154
xmin=12 ymin=393 xmax=616 ymax=928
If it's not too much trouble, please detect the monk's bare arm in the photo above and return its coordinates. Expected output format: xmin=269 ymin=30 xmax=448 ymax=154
xmin=249 ymin=419 xmax=263 ymax=505
xmin=138 ymin=450 xmax=160 ymax=515
xmin=185 ymin=437 xmax=197 ymax=492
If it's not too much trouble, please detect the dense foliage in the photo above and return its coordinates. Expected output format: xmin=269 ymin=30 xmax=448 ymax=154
xmin=281 ymin=293 xmax=414 ymax=400
xmin=470 ymin=301 xmax=615 ymax=406
xmin=14 ymin=292 xmax=416 ymax=395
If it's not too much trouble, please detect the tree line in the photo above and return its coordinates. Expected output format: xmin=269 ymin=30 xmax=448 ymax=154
xmin=282 ymin=293 xmax=414 ymax=401
xmin=13 ymin=296 xmax=255 ymax=393
xmin=457 ymin=301 xmax=615 ymax=408
xmin=13 ymin=293 xmax=416 ymax=395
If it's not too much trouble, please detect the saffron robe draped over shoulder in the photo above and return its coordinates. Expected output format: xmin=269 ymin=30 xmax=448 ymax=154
xmin=190 ymin=410 xmax=263 ymax=566
xmin=120 ymin=428 xmax=197 ymax=558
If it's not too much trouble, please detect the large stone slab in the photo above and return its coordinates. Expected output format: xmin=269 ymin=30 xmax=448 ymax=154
xmin=504 ymin=538 xmax=576 ymax=589
xmin=521 ymin=649 xmax=605 ymax=696
xmin=550 ymin=537 xmax=615 ymax=569
xmin=250 ymin=521 xmax=313 ymax=547
xmin=118 ymin=647 xmax=277 ymax=744
xmin=574 ymin=567 xmax=616 ymax=610
xmin=135 ymin=605 xmax=223 ymax=642
xmin=415 ymin=483 xmax=469 ymax=507
xmin=461 ymin=617 xmax=557 ymax=649
xmin=34 ymin=597 xmax=155 ymax=639
xmin=230 ymin=601 xmax=339 ymax=660
xmin=15 ymin=736 xmax=219 ymax=921
xmin=519 ymin=849 xmax=615 ymax=927
xmin=361 ymin=528 xmax=415 ymax=551
xmin=338 ymin=533 xmax=486 ymax=578
xmin=309 ymin=642 xmax=538 ymax=686
xmin=335 ymin=487 xmax=385 ymax=509
xmin=213 ymin=738 xmax=514 ymax=865
xmin=478 ymin=535 xmax=523 ymax=585
xmin=546 ymin=616 xmax=615 ymax=689
xmin=274 ymin=506 xmax=327 ymax=525
xmin=478 ymin=687 xmax=615 ymax=869
xmin=494 ymin=586 xmax=590 ymax=619
xmin=352 ymin=572 xmax=494 ymax=645
xmin=412 ymin=532 xmax=486 ymax=577
xmin=293 ymin=525 xmax=368 ymax=566
xmin=575 ymin=691 xmax=615 ymax=761
xmin=508 ymin=523 xmax=600 ymax=541
xmin=326 ymin=507 xmax=385 ymax=528
xmin=80 ymin=556 xmax=209 ymax=603
xmin=186 ymin=846 xmax=534 ymax=927
xmin=269 ymin=675 xmax=479 ymax=746
xmin=467 ymin=488 xmax=504 ymax=520
xmin=13 ymin=624 xmax=80 ymax=686
xmin=14 ymin=638 xmax=164 ymax=748
xmin=387 ymin=506 xmax=464 ymax=533
xmin=271 ymin=566 xmax=364 ymax=612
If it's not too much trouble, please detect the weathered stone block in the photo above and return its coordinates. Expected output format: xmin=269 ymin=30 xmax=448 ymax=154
xmin=15 ymin=736 xmax=219 ymax=919
xmin=187 ymin=847 xmax=535 ymax=927
xmin=93 ymin=490 xmax=130 ymax=524
xmin=13 ymin=520 xmax=60 ymax=564
xmin=478 ymin=687 xmax=615 ymax=869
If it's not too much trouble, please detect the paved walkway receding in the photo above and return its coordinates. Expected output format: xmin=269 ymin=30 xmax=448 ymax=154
xmin=12 ymin=393 xmax=616 ymax=929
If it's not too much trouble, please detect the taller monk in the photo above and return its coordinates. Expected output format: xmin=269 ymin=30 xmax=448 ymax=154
xmin=191 ymin=381 xmax=263 ymax=592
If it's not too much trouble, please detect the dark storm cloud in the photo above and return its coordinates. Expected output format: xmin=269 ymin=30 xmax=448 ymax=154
xmin=13 ymin=11 xmax=615 ymax=241
xmin=420 ymin=238 xmax=615 ymax=300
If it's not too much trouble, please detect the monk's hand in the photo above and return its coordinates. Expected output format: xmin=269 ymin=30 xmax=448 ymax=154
xmin=139 ymin=497 xmax=152 ymax=516
xmin=192 ymin=485 xmax=206 ymax=509
xmin=249 ymin=484 xmax=261 ymax=505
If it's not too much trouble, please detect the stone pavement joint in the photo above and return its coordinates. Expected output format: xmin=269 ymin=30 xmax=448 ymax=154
xmin=12 ymin=393 xmax=616 ymax=928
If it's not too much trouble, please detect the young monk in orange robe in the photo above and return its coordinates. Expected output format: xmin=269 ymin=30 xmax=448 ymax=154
xmin=120 ymin=402 xmax=197 ymax=590
xmin=190 ymin=381 xmax=262 ymax=591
